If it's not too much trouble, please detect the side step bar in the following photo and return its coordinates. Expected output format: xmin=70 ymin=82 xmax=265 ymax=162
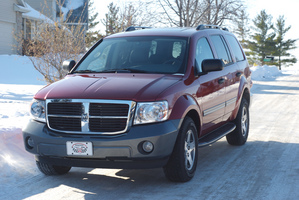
xmin=198 ymin=123 xmax=236 ymax=147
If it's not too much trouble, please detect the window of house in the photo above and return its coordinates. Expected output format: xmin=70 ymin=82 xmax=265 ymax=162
xmin=210 ymin=35 xmax=233 ymax=65
xmin=25 ymin=19 xmax=31 ymax=40
xmin=195 ymin=37 xmax=214 ymax=72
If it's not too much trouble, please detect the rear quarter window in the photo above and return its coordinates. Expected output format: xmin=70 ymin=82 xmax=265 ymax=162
xmin=210 ymin=35 xmax=233 ymax=65
xmin=225 ymin=35 xmax=245 ymax=62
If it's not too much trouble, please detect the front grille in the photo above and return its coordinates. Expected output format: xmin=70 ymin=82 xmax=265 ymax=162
xmin=89 ymin=118 xmax=127 ymax=132
xmin=89 ymin=103 xmax=129 ymax=116
xmin=48 ymin=103 xmax=82 ymax=115
xmin=48 ymin=116 xmax=81 ymax=131
xmin=46 ymin=100 xmax=135 ymax=135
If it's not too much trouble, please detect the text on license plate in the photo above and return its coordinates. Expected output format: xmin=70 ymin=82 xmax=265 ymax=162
xmin=66 ymin=141 xmax=93 ymax=156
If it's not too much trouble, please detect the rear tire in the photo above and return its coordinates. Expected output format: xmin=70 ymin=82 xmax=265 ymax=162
xmin=36 ymin=160 xmax=71 ymax=175
xmin=163 ymin=117 xmax=198 ymax=182
xmin=226 ymin=98 xmax=249 ymax=145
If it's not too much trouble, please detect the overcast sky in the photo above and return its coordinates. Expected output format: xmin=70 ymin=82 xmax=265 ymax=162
xmin=94 ymin=0 xmax=299 ymax=57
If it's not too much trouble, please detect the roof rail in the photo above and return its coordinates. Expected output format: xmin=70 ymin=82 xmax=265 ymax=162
xmin=125 ymin=26 xmax=152 ymax=32
xmin=196 ymin=24 xmax=229 ymax=32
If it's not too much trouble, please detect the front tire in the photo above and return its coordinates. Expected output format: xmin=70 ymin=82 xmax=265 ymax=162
xmin=226 ymin=98 xmax=249 ymax=145
xmin=36 ymin=160 xmax=71 ymax=175
xmin=163 ymin=117 xmax=198 ymax=182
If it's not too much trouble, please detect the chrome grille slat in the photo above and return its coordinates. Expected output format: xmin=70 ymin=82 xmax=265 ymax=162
xmin=48 ymin=103 xmax=82 ymax=115
xmin=46 ymin=99 xmax=136 ymax=135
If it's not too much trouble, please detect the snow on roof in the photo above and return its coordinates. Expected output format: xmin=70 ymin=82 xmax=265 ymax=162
xmin=67 ymin=0 xmax=85 ymax=10
xmin=58 ymin=0 xmax=85 ymax=21
xmin=22 ymin=3 xmax=54 ymax=23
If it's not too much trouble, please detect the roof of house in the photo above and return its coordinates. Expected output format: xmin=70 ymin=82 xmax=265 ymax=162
xmin=22 ymin=3 xmax=53 ymax=23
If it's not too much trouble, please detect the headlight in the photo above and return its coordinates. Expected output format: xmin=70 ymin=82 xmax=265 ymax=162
xmin=134 ymin=101 xmax=168 ymax=125
xmin=30 ymin=99 xmax=46 ymax=122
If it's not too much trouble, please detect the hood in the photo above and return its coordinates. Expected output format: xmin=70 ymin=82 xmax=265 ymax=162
xmin=34 ymin=73 xmax=182 ymax=101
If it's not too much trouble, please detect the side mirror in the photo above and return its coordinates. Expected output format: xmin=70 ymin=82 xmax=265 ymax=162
xmin=62 ymin=60 xmax=76 ymax=72
xmin=202 ymin=59 xmax=224 ymax=73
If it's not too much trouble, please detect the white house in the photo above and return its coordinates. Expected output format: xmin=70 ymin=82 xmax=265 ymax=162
xmin=0 ymin=0 xmax=88 ymax=55
xmin=0 ymin=0 xmax=29 ymax=54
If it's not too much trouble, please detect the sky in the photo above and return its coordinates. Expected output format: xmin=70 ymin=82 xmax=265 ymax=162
xmin=93 ymin=0 xmax=299 ymax=56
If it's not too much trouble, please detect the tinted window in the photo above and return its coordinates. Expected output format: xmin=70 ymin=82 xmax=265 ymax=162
xmin=196 ymin=37 xmax=214 ymax=72
xmin=226 ymin=35 xmax=245 ymax=62
xmin=210 ymin=35 xmax=232 ymax=65
xmin=75 ymin=37 xmax=188 ymax=74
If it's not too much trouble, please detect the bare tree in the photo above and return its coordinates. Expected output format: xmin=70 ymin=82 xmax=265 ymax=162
xmin=157 ymin=0 xmax=245 ymax=27
xmin=201 ymin=0 xmax=244 ymax=25
xmin=15 ymin=1 xmax=87 ymax=83
xmin=119 ymin=1 xmax=157 ymax=29
xmin=103 ymin=1 xmax=158 ymax=34
xmin=158 ymin=0 xmax=205 ymax=27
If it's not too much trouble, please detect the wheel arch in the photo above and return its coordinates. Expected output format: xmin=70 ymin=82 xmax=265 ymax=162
xmin=168 ymin=94 xmax=202 ymax=137
xmin=232 ymin=76 xmax=251 ymax=120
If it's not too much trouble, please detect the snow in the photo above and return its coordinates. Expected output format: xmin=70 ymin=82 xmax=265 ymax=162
xmin=0 ymin=55 xmax=46 ymax=192
xmin=23 ymin=3 xmax=54 ymax=23
xmin=0 ymin=55 xmax=46 ymax=85
xmin=66 ymin=0 xmax=85 ymax=10
xmin=58 ymin=0 xmax=85 ymax=21
xmin=250 ymin=65 xmax=282 ymax=81
xmin=0 ymin=54 xmax=298 ymax=199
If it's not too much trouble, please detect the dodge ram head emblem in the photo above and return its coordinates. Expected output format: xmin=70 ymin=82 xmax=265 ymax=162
xmin=81 ymin=113 xmax=89 ymax=122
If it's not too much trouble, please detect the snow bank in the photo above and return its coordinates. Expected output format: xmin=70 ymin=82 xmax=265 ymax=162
xmin=250 ymin=65 xmax=282 ymax=81
xmin=0 ymin=55 xmax=46 ymax=85
xmin=0 ymin=55 xmax=45 ymax=181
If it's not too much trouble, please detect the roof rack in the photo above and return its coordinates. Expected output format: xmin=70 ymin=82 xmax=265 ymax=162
xmin=196 ymin=24 xmax=229 ymax=32
xmin=125 ymin=26 xmax=152 ymax=32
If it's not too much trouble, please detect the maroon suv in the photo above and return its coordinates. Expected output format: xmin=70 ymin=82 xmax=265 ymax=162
xmin=23 ymin=25 xmax=252 ymax=182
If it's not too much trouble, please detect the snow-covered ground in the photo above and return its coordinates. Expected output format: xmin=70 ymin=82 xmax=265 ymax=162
xmin=0 ymin=54 xmax=299 ymax=199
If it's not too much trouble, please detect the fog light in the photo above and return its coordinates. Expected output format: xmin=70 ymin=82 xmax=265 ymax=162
xmin=26 ymin=137 xmax=34 ymax=149
xmin=142 ymin=141 xmax=154 ymax=153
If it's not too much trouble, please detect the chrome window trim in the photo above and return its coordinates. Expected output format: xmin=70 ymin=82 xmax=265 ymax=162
xmin=46 ymin=99 xmax=136 ymax=135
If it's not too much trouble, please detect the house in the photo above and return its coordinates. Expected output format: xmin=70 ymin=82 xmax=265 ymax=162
xmin=0 ymin=0 xmax=88 ymax=55
xmin=0 ymin=0 xmax=29 ymax=54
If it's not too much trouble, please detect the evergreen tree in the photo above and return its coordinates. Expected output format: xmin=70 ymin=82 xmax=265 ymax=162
xmin=273 ymin=15 xmax=297 ymax=70
xmin=85 ymin=0 xmax=102 ymax=48
xmin=234 ymin=9 xmax=250 ymax=48
xmin=102 ymin=2 xmax=121 ymax=35
xmin=248 ymin=10 xmax=276 ymax=65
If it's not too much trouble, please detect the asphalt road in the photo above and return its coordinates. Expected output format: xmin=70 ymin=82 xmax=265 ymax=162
xmin=2 ymin=73 xmax=299 ymax=200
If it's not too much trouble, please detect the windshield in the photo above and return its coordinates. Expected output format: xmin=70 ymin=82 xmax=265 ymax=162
xmin=73 ymin=36 xmax=188 ymax=74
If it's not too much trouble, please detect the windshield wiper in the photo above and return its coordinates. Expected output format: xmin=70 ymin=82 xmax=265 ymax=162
xmin=72 ymin=70 xmax=99 ymax=73
xmin=98 ymin=68 xmax=147 ymax=73
xmin=118 ymin=68 xmax=147 ymax=73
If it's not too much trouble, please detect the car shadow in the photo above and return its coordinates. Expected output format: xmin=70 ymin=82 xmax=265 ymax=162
xmin=251 ymin=76 xmax=299 ymax=95
xmin=5 ymin=139 xmax=299 ymax=200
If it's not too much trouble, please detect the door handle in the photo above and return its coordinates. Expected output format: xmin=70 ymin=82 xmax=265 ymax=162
xmin=218 ymin=78 xmax=225 ymax=84
xmin=236 ymin=72 xmax=242 ymax=77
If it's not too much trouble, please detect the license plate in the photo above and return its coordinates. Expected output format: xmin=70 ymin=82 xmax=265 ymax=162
xmin=66 ymin=141 xmax=93 ymax=156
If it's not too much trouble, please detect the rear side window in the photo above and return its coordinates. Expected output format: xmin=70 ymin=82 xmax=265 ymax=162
xmin=196 ymin=37 xmax=214 ymax=72
xmin=225 ymin=35 xmax=245 ymax=62
xmin=210 ymin=35 xmax=232 ymax=65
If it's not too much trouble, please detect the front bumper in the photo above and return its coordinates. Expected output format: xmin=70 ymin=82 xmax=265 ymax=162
xmin=23 ymin=119 xmax=180 ymax=169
